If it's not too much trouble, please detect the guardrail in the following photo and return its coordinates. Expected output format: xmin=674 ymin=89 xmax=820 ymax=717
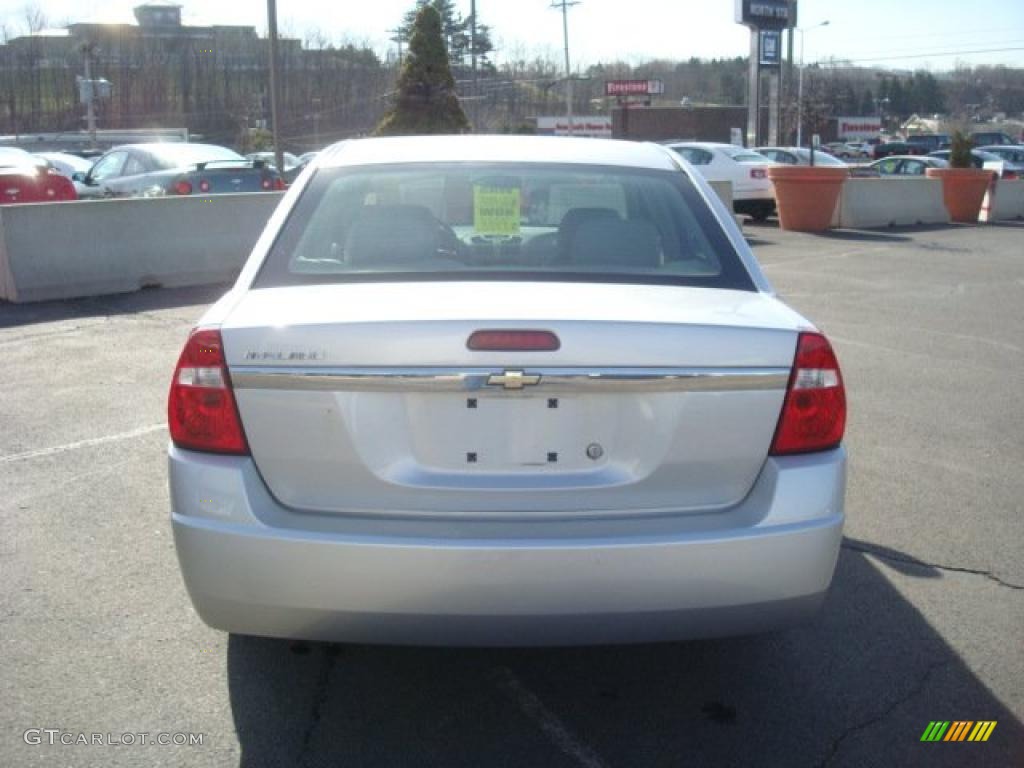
xmin=0 ymin=192 xmax=284 ymax=303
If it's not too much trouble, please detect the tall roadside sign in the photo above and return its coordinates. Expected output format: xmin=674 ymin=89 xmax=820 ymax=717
xmin=736 ymin=0 xmax=795 ymax=147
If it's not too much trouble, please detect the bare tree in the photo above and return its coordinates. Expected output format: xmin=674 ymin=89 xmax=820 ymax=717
xmin=22 ymin=3 xmax=48 ymax=34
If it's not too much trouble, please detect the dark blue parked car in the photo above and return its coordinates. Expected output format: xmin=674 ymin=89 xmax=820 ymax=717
xmin=74 ymin=143 xmax=285 ymax=199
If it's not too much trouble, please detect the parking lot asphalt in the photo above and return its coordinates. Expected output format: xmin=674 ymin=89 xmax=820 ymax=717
xmin=2 ymin=221 xmax=1022 ymax=767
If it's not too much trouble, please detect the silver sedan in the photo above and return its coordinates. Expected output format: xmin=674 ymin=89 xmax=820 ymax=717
xmin=168 ymin=136 xmax=847 ymax=646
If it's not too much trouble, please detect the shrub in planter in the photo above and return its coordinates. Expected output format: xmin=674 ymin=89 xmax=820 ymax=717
xmin=925 ymin=130 xmax=993 ymax=223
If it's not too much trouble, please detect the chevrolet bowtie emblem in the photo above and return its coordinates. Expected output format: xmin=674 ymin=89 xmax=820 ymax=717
xmin=487 ymin=370 xmax=541 ymax=390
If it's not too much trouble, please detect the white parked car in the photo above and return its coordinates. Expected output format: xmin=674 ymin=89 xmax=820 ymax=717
xmin=976 ymin=145 xmax=1024 ymax=178
xmin=755 ymin=147 xmax=851 ymax=168
xmin=33 ymin=152 xmax=96 ymax=197
xmin=169 ymin=136 xmax=847 ymax=646
xmin=664 ymin=142 xmax=777 ymax=221
xmin=865 ymin=155 xmax=949 ymax=177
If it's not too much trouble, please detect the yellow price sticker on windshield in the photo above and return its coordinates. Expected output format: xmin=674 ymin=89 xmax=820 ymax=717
xmin=473 ymin=186 xmax=521 ymax=235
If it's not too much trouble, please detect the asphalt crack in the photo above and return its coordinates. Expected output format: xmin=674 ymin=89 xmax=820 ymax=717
xmin=297 ymin=644 xmax=340 ymax=766
xmin=815 ymin=660 xmax=950 ymax=768
xmin=842 ymin=540 xmax=1024 ymax=591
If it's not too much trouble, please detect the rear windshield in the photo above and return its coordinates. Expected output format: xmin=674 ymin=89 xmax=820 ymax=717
xmin=718 ymin=146 xmax=767 ymax=163
xmin=800 ymin=151 xmax=847 ymax=167
xmin=255 ymin=163 xmax=754 ymax=291
xmin=729 ymin=153 xmax=769 ymax=164
xmin=0 ymin=147 xmax=40 ymax=168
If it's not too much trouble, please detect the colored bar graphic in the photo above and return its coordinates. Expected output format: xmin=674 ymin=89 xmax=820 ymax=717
xmin=922 ymin=721 xmax=996 ymax=742
xmin=970 ymin=722 xmax=997 ymax=742
xmin=921 ymin=721 xmax=950 ymax=741
xmin=945 ymin=721 xmax=972 ymax=741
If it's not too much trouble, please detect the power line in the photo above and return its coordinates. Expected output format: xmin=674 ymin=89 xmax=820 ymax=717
xmin=830 ymin=39 xmax=1024 ymax=60
xmin=828 ymin=46 xmax=1024 ymax=65
xmin=858 ymin=26 xmax=1020 ymax=42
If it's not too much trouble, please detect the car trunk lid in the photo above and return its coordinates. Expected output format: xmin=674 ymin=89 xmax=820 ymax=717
xmin=221 ymin=282 xmax=805 ymax=516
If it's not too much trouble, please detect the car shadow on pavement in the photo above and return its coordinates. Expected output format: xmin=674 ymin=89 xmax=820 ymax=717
xmin=0 ymin=283 xmax=230 ymax=329
xmin=227 ymin=548 xmax=1023 ymax=768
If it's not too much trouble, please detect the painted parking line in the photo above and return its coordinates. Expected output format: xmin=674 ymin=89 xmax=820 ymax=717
xmin=493 ymin=667 xmax=608 ymax=768
xmin=0 ymin=424 xmax=165 ymax=464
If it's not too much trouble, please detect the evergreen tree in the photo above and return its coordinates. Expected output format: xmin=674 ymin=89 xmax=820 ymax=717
xmin=888 ymin=78 xmax=907 ymax=118
xmin=376 ymin=5 xmax=470 ymax=135
xmin=860 ymin=87 xmax=875 ymax=115
xmin=399 ymin=0 xmax=494 ymax=74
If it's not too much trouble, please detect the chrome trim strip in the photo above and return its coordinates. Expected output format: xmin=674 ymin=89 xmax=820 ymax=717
xmin=230 ymin=366 xmax=790 ymax=393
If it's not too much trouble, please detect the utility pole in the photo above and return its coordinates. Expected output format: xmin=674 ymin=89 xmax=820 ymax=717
xmin=470 ymin=0 xmax=479 ymax=130
xmin=266 ymin=0 xmax=284 ymax=176
xmin=312 ymin=97 xmax=322 ymax=148
xmin=79 ymin=42 xmax=98 ymax=149
xmin=551 ymin=0 xmax=579 ymax=136
xmin=84 ymin=53 xmax=97 ymax=149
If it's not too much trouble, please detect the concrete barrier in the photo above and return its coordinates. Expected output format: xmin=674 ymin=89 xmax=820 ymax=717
xmin=981 ymin=179 xmax=1024 ymax=222
xmin=0 ymin=192 xmax=284 ymax=303
xmin=706 ymin=180 xmax=744 ymax=229
xmin=834 ymin=178 xmax=950 ymax=228
xmin=708 ymin=180 xmax=733 ymax=211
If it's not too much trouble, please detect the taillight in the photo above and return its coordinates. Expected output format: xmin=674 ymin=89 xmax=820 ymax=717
xmin=750 ymin=168 xmax=767 ymax=179
xmin=467 ymin=329 xmax=560 ymax=351
xmin=261 ymin=178 xmax=272 ymax=190
xmin=173 ymin=180 xmax=193 ymax=195
xmin=168 ymin=328 xmax=249 ymax=455
xmin=274 ymin=177 xmax=287 ymax=190
xmin=1004 ymin=170 xmax=1018 ymax=180
xmin=770 ymin=332 xmax=846 ymax=455
xmin=199 ymin=179 xmax=211 ymax=193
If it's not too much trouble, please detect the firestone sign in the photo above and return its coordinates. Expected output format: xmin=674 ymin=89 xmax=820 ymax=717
xmin=604 ymin=80 xmax=665 ymax=97
xmin=735 ymin=0 xmax=796 ymax=30
xmin=837 ymin=117 xmax=882 ymax=140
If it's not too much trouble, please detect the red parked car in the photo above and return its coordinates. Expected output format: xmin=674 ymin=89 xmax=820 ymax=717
xmin=0 ymin=147 xmax=78 ymax=204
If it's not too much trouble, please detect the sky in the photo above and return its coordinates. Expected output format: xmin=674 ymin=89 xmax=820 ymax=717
xmin=2 ymin=0 xmax=1023 ymax=71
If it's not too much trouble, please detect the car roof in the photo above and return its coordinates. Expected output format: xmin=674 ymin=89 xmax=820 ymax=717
xmin=107 ymin=142 xmax=226 ymax=153
xmin=928 ymin=148 xmax=1001 ymax=158
xmin=873 ymin=155 xmax=935 ymax=162
xmin=0 ymin=146 xmax=34 ymax=159
xmin=321 ymin=136 xmax=679 ymax=171
xmin=665 ymin=141 xmax=750 ymax=152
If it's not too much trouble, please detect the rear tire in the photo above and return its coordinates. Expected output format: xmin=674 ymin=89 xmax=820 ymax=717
xmin=748 ymin=202 xmax=775 ymax=222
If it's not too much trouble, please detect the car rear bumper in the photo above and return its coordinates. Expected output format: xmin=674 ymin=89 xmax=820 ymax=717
xmin=731 ymin=184 xmax=776 ymax=202
xmin=170 ymin=445 xmax=845 ymax=646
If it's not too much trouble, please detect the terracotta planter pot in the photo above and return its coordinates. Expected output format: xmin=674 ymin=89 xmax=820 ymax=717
xmin=767 ymin=165 xmax=848 ymax=232
xmin=925 ymin=167 xmax=994 ymax=223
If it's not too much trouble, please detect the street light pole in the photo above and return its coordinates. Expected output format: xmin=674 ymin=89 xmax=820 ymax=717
xmin=796 ymin=20 xmax=829 ymax=148
xmin=267 ymin=0 xmax=284 ymax=175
